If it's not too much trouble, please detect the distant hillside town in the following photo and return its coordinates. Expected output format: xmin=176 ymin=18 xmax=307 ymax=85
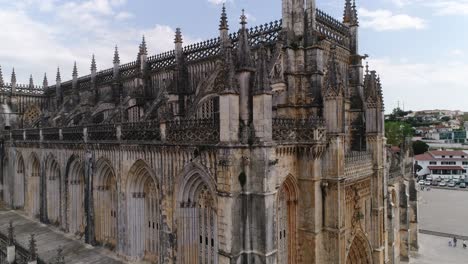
xmin=385 ymin=108 xmax=468 ymax=151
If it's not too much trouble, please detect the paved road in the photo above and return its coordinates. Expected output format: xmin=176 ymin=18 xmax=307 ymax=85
xmin=410 ymin=233 xmax=468 ymax=264
xmin=419 ymin=188 xmax=468 ymax=237
xmin=0 ymin=209 xmax=125 ymax=264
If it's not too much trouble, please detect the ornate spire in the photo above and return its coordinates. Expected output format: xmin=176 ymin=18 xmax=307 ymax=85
xmin=29 ymin=74 xmax=34 ymax=88
xmin=237 ymin=9 xmax=253 ymax=69
xmin=323 ymin=45 xmax=344 ymax=98
xmin=174 ymin=28 xmax=183 ymax=44
xmin=352 ymin=0 xmax=359 ymax=25
xmin=56 ymin=67 xmax=61 ymax=82
xmin=28 ymin=234 xmax=37 ymax=262
xmin=113 ymin=46 xmax=120 ymax=64
xmin=43 ymin=73 xmax=48 ymax=88
xmin=240 ymin=9 xmax=247 ymax=27
xmin=140 ymin=36 xmax=148 ymax=55
xmin=91 ymin=54 xmax=97 ymax=73
xmin=72 ymin=62 xmax=78 ymax=78
xmin=343 ymin=0 xmax=353 ymax=24
xmin=344 ymin=0 xmax=358 ymax=25
xmin=0 ymin=65 xmax=4 ymax=87
xmin=219 ymin=3 xmax=229 ymax=30
xmin=11 ymin=68 xmax=16 ymax=84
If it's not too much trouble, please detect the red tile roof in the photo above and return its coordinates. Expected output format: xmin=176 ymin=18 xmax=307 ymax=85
xmin=429 ymin=150 xmax=467 ymax=156
xmin=415 ymin=153 xmax=433 ymax=161
xmin=428 ymin=166 xmax=464 ymax=170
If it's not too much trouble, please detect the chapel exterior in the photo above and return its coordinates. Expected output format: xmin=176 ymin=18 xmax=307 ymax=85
xmin=0 ymin=0 xmax=418 ymax=263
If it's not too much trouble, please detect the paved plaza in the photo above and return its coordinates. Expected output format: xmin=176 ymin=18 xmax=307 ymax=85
xmin=0 ymin=207 xmax=125 ymax=264
xmin=410 ymin=233 xmax=468 ymax=264
xmin=415 ymin=187 xmax=468 ymax=263
xmin=419 ymin=188 xmax=468 ymax=237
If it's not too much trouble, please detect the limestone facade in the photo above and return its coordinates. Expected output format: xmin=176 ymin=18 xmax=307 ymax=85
xmin=0 ymin=0 xmax=418 ymax=263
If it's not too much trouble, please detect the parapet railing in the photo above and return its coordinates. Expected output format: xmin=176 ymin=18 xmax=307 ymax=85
xmin=4 ymin=117 xmax=220 ymax=145
xmin=272 ymin=117 xmax=326 ymax=143
xmin=344 ymin=151 xmax=374 ymax=179
xmin=316 ymin=8 xmax=351 ymax=47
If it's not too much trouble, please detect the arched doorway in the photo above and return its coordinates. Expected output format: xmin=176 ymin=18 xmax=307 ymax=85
xmin=13 ymin=154 xmax=25 ymax=209
xmin=177 ymin=166 xmax=218 ymax=264
xmin=68 ymin=159 xmax=85 ymax=236
xmin=346 ymin=233 xmax=373 ymax=264
xmin=27 ymin=153 xmax=41 ymax=218
xmin=277 ymin=174 xmax=298 ymax=264
xmin=94 ymin=159 xmax=118 ymax=248
xmin=46 ymin=157 xmax=60 ymax=224
xmin=126 ymin=160 xmax=160 ymax=261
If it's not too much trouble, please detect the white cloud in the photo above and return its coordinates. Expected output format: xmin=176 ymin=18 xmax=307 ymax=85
xmin=429 ymin=1 xmax=468 ymax=15
xmin=368 ymin=57 xmax=468 ymax=112
xmin=359 ymin=8 xmax=427 ymax=31
xmin=0 ymin=0 xmax=200 ymax=84
xmin=208 ymin=0 xmax=227 ymax=5
xmin=449 ymin=49 xmax=465 ymax=56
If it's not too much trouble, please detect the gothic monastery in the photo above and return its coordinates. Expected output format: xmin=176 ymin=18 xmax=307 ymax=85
xmin=0 ymin=0 xmax=418 ymax=263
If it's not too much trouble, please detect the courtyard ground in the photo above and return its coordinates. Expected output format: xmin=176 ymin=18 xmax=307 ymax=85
xmin=419 ymin=188 xmax=468 ymax=236
xmin=411 ymin=187 xmax=468 ymax=263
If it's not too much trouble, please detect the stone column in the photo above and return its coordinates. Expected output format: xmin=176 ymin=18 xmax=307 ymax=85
xmin=219 ymin=92 xmax=239 ymax=143
xmin=84 ymin=150 xmax=95 ymax=245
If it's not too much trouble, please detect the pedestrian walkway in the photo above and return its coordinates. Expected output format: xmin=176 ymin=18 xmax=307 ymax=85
xmin=0 ymin=208 xmax=125 ymax=264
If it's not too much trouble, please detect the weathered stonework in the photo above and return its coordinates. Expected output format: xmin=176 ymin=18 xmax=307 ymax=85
xmin=0 ymin=0 xmax=418 ymax=263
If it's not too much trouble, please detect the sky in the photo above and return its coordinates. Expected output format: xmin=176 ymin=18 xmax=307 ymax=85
xmin=0 ymin=0 xmax=468 ymax=112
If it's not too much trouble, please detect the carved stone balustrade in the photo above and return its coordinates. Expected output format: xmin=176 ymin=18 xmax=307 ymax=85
xmin=62 ymin=126 xmax=84 ymax=141
xmin=344 ymin=151 xmax=374 ymax=180
xmin=42 ymin=128 xmax=60 ymax=141
xmin=166 ymin=118 xmax=220 ymax=144
xmin=272 ymin=117 xmax=326 ymax=143
xmin=87 ymin=124 xmax=117 ymax=141
xmin=121 ymin=121 xmax=161 ymax=141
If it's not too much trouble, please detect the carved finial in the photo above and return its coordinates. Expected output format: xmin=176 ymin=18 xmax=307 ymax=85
xmin=174 ymin=28 xmax=183 ymax=44
xmin=352 ymin=0 xmax=359 ymax=25
xmin=219 ymin=3 xmax=229 ymax=30
xmin=365 ymin=61 xmax=369 ymax=75
xmin=0 ymin=65 xmax=4 ymax=87
xmin=28 ymin=234 xmax=37 ymax=261
xmin=113 ymin=45 xmax=120 ymax=64
xmin=56 ymin=67 xmax=61 ymax=82
xmin=240 ymin=9 xmax=247 ymax=27
xmin=43 ymin=73 xmax=48 ymax=88
xmin=54 ymin=246 xmax=65 ymax=264
xmin=7 ymin=220 xmax=14 ymax=246
xmin=11 ymin=68 xmax=16 ymax=84
xmin=343 ymin=0 xmax=353 ymax=24
xmin=29 ymin=74 xmax=34 ymax=88
xmin=91 ymin=54 xmax=97 ymax=73
xmin=140 ymin=35 xmax=148 ymax=55
xmin=72 ymin=62 xmax=78 ymax=78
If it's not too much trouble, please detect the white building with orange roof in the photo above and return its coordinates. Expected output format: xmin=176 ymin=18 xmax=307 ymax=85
xmin=414 ymin=150 xmax=468 ymax=179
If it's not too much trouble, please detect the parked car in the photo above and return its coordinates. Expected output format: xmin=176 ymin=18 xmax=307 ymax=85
xmin=439 ymin=181 xmax=447 ymax=187
xmin=427 ymin=176 xmax=433 ymax=181
xmin=460 ymin=182 xmax=466 ymax=188
xmin=432 ymin=181 xmax=439 ymax=186
xmin=448 ymin=181 xmax=456 ymax=188
xmin=425 ymin=181 xmax=432 ymax=186
xmin=418 ymin=180 xmax=425 ymax=185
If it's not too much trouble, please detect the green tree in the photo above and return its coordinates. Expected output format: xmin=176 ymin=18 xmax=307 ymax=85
xmin=440 ymin=116 xmax=451 ymax=122
xmin=412 ymin=140 xmax=429 ymax=155
xmin=385 ymin=121 xmax=414 ymax=146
